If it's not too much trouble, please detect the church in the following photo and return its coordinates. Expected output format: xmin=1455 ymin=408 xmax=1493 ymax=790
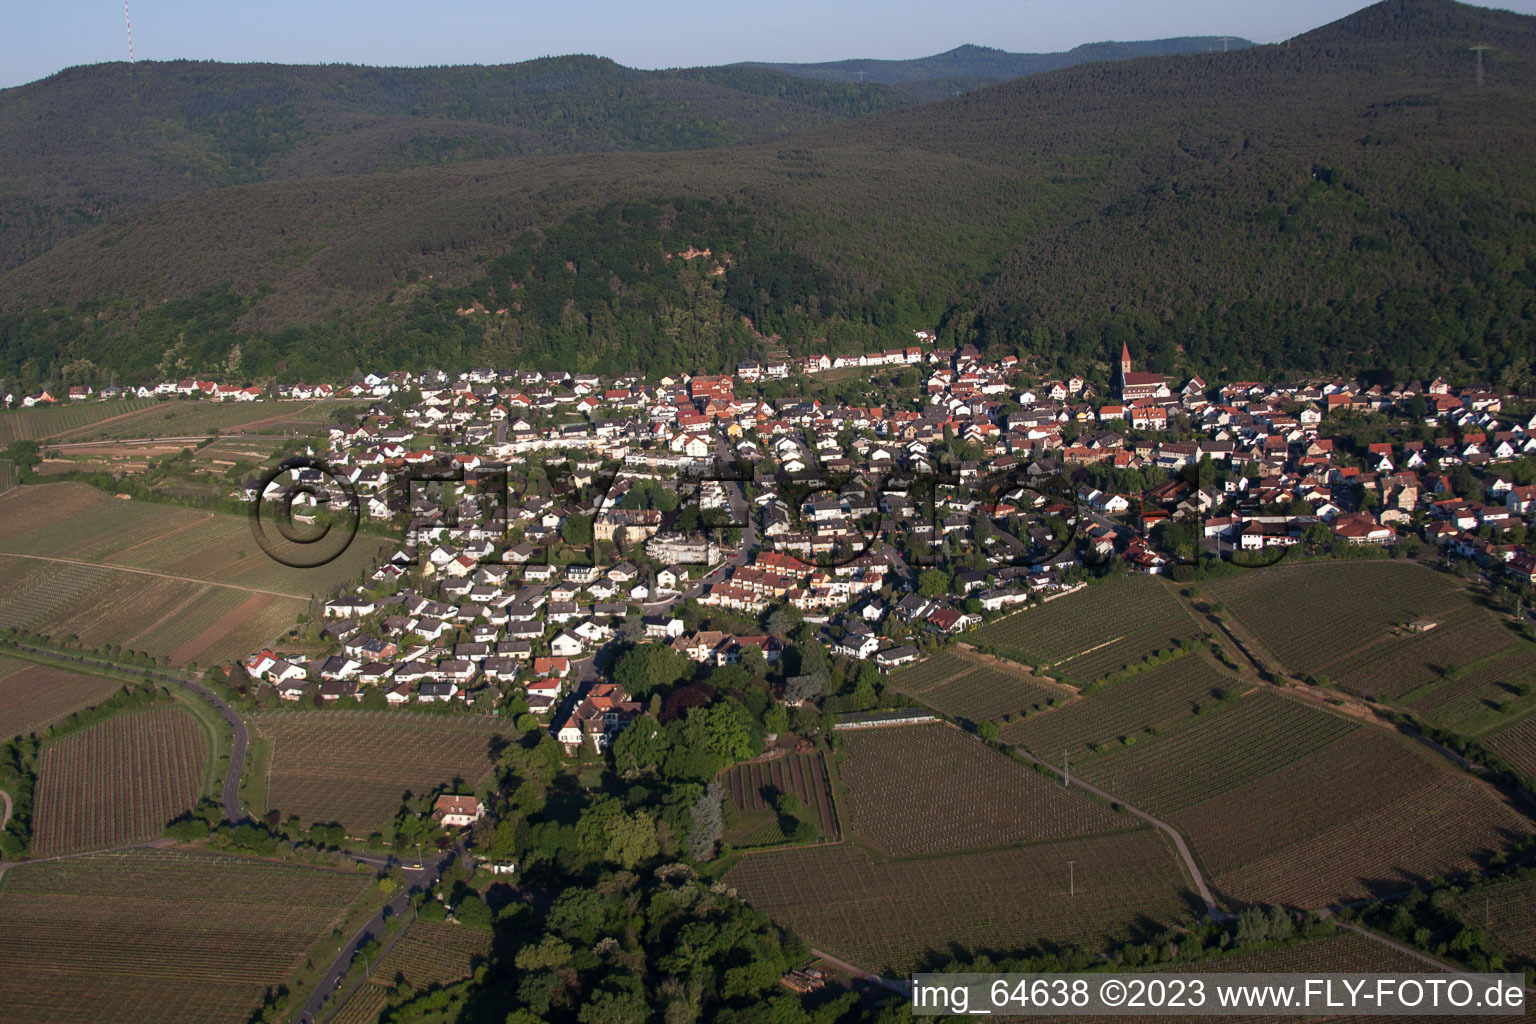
xmin=1119 ymin=342 xmax=1172 ymax=402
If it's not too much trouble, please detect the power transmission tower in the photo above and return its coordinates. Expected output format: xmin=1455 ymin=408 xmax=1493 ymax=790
xmin=1471 ymin=45 xmax=1490 ymax=87
xmin=854 ymin=71 xmax=867 ymax=83
xmin=1217 ymin=36 xmax=1235 ymax=53
xmin=1068 ymin=860 xmax=1076 ymax=896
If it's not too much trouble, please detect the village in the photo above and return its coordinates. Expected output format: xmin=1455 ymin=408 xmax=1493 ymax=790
xmin=22 ymin=335 xmax=1536 ymax=757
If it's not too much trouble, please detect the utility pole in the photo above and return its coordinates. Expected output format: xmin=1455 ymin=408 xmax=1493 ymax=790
xmin=1471 ymin=45 xmax=1490 ymax=87
xmin=1063 ymin=749 xmax=1070 ymax=787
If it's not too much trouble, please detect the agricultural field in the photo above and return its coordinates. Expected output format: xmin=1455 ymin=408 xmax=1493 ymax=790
xmin=725 ymin=828 xmax=1196 ymax=975
xmin=32 ymin=398 xmax=356 ymax=442
xmin=1204 ymin=561 xmax=1515 ymax=697
xmin=887 ymin=653 xmax=1062 ymax=723
xmin=1075 ymin=691 xmax=1362 ymax=815
xmin=1000 ymin=655 xmax=1244 ymax=754
xmin=722 ymin=752 xmax=839 ymax=846
xmin=0 ymin=848 xmax=373 ymax=1024
xmin=1485 ymin=711 xmax=1536 ymax=780
xmin=1408 ymin=645 xmax=1536 ymax=736
xmin=251 ymin=711 xmax=509 ymax=832
xmin=0 ymin=483 xmax=389 ymax=666
xmin=30 ymin=706 xmax=209 ymax=855
xmin=0 ymin=658 xmax=126 ymax=741
xmin=1064 ymin=688 xmax=1533 ymax=908
xmin=333 ymin=918 xmax=493 ymax=1023
xmin=835 ymin=723 xmax=1124 ymax=855
xmin=0 ymin=399 xmax=158 ymax=444
xmin=971 ymin=575 xmax=1202 ymax=679
xmin=1452 ymin=875 xmax=1536 ymax=967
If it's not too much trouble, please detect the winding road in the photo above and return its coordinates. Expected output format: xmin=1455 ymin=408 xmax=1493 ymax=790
xmin=9 ymin=643 xmax=250 ymax=823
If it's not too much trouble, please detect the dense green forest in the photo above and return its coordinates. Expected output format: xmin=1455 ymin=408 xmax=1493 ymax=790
xmin=2 ymin=0 xmax=1534 ymax=388
xmin=0 ymin=37 xmax=1233 ymax=272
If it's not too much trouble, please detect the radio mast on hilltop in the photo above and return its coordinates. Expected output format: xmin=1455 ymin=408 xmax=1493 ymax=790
xmin=1471 ymin=44 xmax=1489 ymax=87
xmin=124 ymin=0 xmax=135 ymax=63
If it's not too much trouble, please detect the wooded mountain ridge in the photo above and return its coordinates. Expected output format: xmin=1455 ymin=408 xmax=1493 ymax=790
xmin=0 ymin=0 xmax=1532 ymax=388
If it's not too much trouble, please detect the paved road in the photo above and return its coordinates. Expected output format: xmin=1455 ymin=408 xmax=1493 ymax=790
xmin=1009 ymin=742 xmax=1227 ymax=920
xmin=11 ymin=643 xmax=250 ymax=824
xmin=0 ymin=552 xmax=309 ymax=600
xmin=298 ymin=847 xmax=458 ymax=1024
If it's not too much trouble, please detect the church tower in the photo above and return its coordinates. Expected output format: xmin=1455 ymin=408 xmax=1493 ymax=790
xmin=1120 ymin=341 xmax=1132 ymax=381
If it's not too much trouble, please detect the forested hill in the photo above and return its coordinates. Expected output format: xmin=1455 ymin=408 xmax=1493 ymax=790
xmin=1 ymin=0 xmax=1534 ymax=389
xmin=0 ymin=57 xmax=909 ymax=269
xmin=738 ymin=38 xmax=1255 ymax=100
xmin=0 ymin=36 xmax=1250 ymax=272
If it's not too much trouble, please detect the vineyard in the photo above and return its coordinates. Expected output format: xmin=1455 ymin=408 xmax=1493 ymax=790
xmin=0 ymin=399 xmax=159 ymax=444
xmin=37 ymin=398 xmax=338 ymax=442
xmin=251 ymin=711 xmax=508 ymax=832
xmin=1073 ymin=691 xmax=1359 ymax=817
xmin=834 ymin=723 xmax=1124 ymax=855
xmin=0 ymin=659 xmax=124 ymax=741
xmin=725 ymin=829 xmax=1195 ymax=975
xmin=722 ymin=752 xmax=838 ymax=845
xmin=887 ymin=654 xmax=1062 ymax=723
xmin=971 ymin=576 xmax=1200 ymax=676
xmin=1452 ymin=875 xmax=1536 ymax=967
xmin=1203 ymin=561 xmax=1507 ymax=688
xmin=31 ymin=706 xmax=209 ymax=855
xmin=1408 ymin=645 xmax=1536 ymax=736
xmin=1000 ymin=656 xmax=1243 ymax=754
xmin=341 ymin=917 xmax=493 ymax=1023
xmin=1209 ymin=767 xmax=1533 ymax=909
xmin=1486 ymin=712 xmax=1536 ymax=780
xmin=0 ymin=848 xmax=373 ymax=1024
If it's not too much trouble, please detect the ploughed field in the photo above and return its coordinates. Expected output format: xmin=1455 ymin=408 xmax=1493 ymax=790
xmin=0 ymin=656 xmax=124 ymax=741
xmin=0 ymin=848 xmax=372 ymax=1024
xmin=0 ymin=482 xmax=387 ymax=666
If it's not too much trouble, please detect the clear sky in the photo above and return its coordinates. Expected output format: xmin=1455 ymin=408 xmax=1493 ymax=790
xmin=4 ymin=0 xmax=1535 ymax=89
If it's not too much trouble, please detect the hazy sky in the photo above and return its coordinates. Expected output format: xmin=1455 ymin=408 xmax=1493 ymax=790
xmin=5 ymin=0 xmax=1535 ymax=89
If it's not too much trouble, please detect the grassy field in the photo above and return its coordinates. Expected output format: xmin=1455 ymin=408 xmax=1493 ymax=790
xmin=0 ymin=483 xmax=389 ymax=666
xmin=30 ymin=706 xmax=208 ymax=855
xmin=971 ymin=576 xmax=1202 ymax=679
xmin=251 ymin=711 xmax=509 ymax=832
xmin=834 ymin=723 xmax=1125 ymax=856
xmin=1205 ymin=561 xmax=1517 ymax=699
xmin=725 ymin=829 xmax=1196 ymax=974
xmin=0 ymin=848 xmax=373 ymax=1024
xmin=0 ymin=657 xmax=125 ymax=741
xmin=722 ymin=753 xmax=839 ymax=846
xmin=1000 ymin=655 xmax=1242 ymax=754
xmin=332 ymin=918 xmax=493 ymax=1023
